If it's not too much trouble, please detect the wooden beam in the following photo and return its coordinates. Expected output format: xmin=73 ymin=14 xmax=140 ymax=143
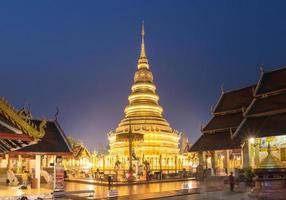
xmin=0 ymin=132 xmax=33 ymax=142
xmin=0 ymin=139 xmax=10 ymax=152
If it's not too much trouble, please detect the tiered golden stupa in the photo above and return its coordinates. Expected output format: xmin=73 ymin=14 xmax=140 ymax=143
xmin=105 ymin=23 xmax=182 ymax=172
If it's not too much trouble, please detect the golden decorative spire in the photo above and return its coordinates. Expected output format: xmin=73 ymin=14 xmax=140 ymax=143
xmin=107 ymin=23 xmax=180 ymax=161
xmin=138 ymin=21 xmax=149 ymax=69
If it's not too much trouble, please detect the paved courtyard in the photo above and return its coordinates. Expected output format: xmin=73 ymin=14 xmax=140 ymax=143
xmin=64 ymin=180 xmax=199 ymax=199
xmin=157 ymin=190 xmax=249 ymax=200
xmin=0 ymin=178 xmax=251 ymax=200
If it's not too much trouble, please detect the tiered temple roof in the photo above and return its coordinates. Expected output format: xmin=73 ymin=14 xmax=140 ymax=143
xmin=0 ymin=97 xmax=71 ymax=155
xmin=234 ymin=67 xmax=286 ymax=139
xmin=190 ymin=131 xmax=241 ymax=152
xmin=11 ymin=120 xmax=72 ymax=155
xmin=190 ymin=85 xmax=255 ymax=152
xmin=0 ymin=97 xmax=45 ymax=153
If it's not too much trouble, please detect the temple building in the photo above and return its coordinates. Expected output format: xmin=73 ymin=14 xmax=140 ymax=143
xmin=190 ymin=66 xmax=286 ymax=175
xmin=190 ymin=85 xmax=255 ymax=175
xmin=0 ymin=97 xmax=71 ymax=188
xmin=63 ymin=136 xmax=93 ymax=178
xmin=97 ymin=24 xmax=190 ymax=174
xmin=234 ymin=67 xmax=286 ymax=169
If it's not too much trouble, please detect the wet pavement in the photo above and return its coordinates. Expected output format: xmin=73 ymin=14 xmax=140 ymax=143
xmin=0 ymin=178 xmax=250 ymax=200
xmin=64 ymin=180 xmax=199 ymax=198
xmin=157 ymin=190 xmax=249 ymax=200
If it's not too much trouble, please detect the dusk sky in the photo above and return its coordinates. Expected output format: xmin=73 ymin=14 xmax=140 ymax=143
xmin=1 ymin=1 xmax=286 ymax=150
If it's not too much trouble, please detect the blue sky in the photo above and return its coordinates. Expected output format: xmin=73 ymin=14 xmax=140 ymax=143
xmin=0 ymin=1 xmax=286 ymax=150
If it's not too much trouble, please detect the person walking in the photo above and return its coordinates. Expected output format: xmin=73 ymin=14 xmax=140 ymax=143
xmin=229 ymin=172 xmax=235 ymax=191
xmin=108 ymin=175 xmax=112 ymax=190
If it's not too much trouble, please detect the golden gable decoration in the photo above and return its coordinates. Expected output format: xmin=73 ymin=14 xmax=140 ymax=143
xmin=0 ymin=97 xmax=46 ymax=139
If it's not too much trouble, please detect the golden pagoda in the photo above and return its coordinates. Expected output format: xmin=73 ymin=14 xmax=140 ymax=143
xmin=103 ymin=23 xmax=185 ymax=172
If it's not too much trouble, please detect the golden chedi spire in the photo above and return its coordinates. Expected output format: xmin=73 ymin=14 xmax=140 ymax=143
xmin=138 ymin=21 xmax=149 ymax=69
xmin=108 ymin=23 xmax=180 ymax=158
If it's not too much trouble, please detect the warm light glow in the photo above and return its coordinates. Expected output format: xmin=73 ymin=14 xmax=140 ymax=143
xmin=132 ymin=83 xmax=156 ymax=92
xmin=103 ymin=24 xmax=185 ymax=172
xmin=249 ymin=137 xmax=255 ymax=144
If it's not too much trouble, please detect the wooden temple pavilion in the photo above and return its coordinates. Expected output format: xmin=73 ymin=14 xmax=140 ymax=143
xmin=190 ymin=66 xmax=286 ymax=175
xmin=233 ymin=67 xmax=286 ymax=169
xmin=190 ymin=85 xmax=255 ymax=175
xmin=0 ymin=97 xmax=71 ymax=188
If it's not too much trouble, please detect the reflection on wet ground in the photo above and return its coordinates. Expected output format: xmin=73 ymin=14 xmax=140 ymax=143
xmin=0 ymin=178 xmax=239 ymax=199
xmin=0 ymin=183 xmax=52 ymax=198
xmin=64 ymin=180 xmax=199 ymax=198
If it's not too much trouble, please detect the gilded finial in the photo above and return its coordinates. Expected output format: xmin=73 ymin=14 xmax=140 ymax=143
xmin=141 ymin=20 xmax=145 ymax=38
xmin=138 ymin=21 xmax=149 ymax=69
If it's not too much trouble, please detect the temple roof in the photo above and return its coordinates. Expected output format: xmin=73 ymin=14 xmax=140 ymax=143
xmin=189 ymin=131 xmax=241 ymax=152
xmin=234 ymin=112 xmax=286 ymax=139
xmin=0 ymin=121 xmax=31 ymax=153
xmin=11 ymin=120 xmax=72 ymax=155
xmin=72 ymin=144 xmax=91 ymax=158
xmin=198 ymin=85 xmax=254 ymax=151
xmin=0 ymin=115 xmax=17 ymax=134
xmin=233 ymin=66 xmax=286 ymax=139
xmin=246 ymin=93 xmax=286 ymax=116
xmin=213 ymin=85 xmax=255 ymax=114
xmin=203 ymin=112 xmax=243 ymax=133
xmin=255 ymin=67 xmax=286 ymax=96
xmin=0 ymin=98 xmax=45 ymax=153
xmin=202 ymin=85 xmax=254 ymax=133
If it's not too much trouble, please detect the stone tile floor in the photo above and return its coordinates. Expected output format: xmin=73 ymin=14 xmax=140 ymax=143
xmin=0 ymin=178 xmax=252 ymax=200
xmin=158 ymin=190 xmax=250 ymax=200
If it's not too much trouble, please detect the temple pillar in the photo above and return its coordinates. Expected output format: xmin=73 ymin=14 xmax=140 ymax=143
xmin=242 ymin=141 xmax=250 ymax=168
xmin=198 ymin=152 xmax=204 ymax=166
xmin=224 ymin=150 xmax=230 ymax=175
xmin=35 ymin=155 xmax=41 ymax=188
xmin=210 ymin=151 xmax=216 ymax=175
xmin=8 ymin=155 xmax=13 ymax=170
xmin=17 ymin=155 xmax=22 ymax=173
xmin=103 ymin=156 xmax=105 ymax=172
xmin=3 ymin=154 xmax=9 ymax=169
xmin=175 ymin=155 xmax=177 ymax=172
xmin=159 ymin=154 xmax=162 ymax=172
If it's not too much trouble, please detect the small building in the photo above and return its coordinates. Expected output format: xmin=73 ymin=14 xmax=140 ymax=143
xmin=63 ymin=137 xmax=92 ymax=178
